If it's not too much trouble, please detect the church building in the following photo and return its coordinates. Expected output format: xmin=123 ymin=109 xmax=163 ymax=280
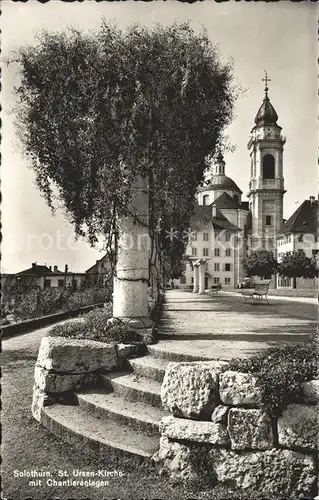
xmin=176 ymin=74 xmax=317 ymax=291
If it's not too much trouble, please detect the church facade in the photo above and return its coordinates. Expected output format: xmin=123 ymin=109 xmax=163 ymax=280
xmin=175 ymin=76 xmax=317 ymax=291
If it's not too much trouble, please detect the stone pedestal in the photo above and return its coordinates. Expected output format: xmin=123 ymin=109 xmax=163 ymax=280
xmin=198 ymin=261 xmax=206 ymax=295
xmin=111 ymin=175 xmax=154 ymax=341
xmin=192 ymin=264 xmax=199 ymax=293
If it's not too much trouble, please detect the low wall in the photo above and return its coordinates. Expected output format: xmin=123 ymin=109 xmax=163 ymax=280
xmin=155 ymin=361 xmax=318 ymax=498
xmin=1 ymin=302 xmax=106 ymax=339
xmin=32 ymin=336 xmax=145 ymax=421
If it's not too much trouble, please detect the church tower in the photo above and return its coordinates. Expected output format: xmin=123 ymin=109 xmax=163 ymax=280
xmin=247 ymin=72 xmax=286 ymax=254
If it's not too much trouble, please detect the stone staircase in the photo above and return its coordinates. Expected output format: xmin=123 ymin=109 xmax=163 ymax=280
xmin=41 ymin=344 xmax=207 ymax=466
xmin=40 ymin=291 xmax=219 ymax=465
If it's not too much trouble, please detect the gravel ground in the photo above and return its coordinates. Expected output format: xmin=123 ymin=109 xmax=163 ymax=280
xmin=1 ymin=324 xmax=271 ymax=500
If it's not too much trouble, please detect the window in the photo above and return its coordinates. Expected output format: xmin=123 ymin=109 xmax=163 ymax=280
xmin=180 ymin=276 xmax=186 ymax=284
xmin=226 ymin=249 xmax=231 ymax=257
xmin=214 ymin=248 xmax=220 ymax=257
xmin=191 ymin=277 xmax=194 ymax=284
xmin=262 ymin=154 xmax=275 ymax=179
xmin=266 ymin=215 xmax=272 ymax=226
xmin=214 ymin=263 xmax=220 ymax=271
xmin=233 ymin=195 xmax=239 ymax=204
xmin=279 ymin=277 xmax=291 ymax=288
xmin=298 ymin=235 xmax=303 ymax=242
xmin=203 ymin=232 xmax=209 ymax=241
xmin=203 ymin=248 xmax=209 ymax=257
xmin=225 ymin=278 xmax=231 ymax=285
xmin=225 ymin=263 xmax=231 ymax=272
xmin=58 ymin=279 xmax=64 ymax=288
xmin=214 ymin=277 xmax=220 ymax=284
xmin=44 ymin=279 xmax=51 ymax=288
xmin=225 ymin=232 xmax=231 ymax=241
xmin=192 ymin=232 xmax=197 ymax=241
xmin=203 ymin=195 xmax=209 ymax=206
xmin=192 ymin=247 xmax=197 ymax=256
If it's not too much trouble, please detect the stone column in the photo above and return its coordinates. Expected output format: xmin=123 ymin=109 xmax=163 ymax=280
xmin=198 ymin=260 xmax=206 ymax=295
xmin=111 ymin=175 xmax=153 ymax=341
xmin=192 ymin=264 xmax=199 ymax=293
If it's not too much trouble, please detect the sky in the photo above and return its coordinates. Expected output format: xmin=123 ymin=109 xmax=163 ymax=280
xmin=2 ymin=1 xmax=317 ymax=273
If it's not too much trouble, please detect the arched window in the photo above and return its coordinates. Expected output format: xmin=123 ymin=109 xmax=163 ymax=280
xmin=203 ymin=194 xmax=209 ymax=206
xmin=263 ymin=154 xmax=275 ymax=179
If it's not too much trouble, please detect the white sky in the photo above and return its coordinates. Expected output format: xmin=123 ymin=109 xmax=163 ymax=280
xmin=1 ymin=1 xmax=317 ymax=273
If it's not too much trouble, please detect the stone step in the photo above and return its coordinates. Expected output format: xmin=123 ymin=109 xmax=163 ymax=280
xmin=128 ymin=356 xmax=169 ymax=383
xmin=42 ymin=404 xmax=159 ymax=465
xmin=76 ymin=389 xmax=168 ymax=437
xmin=101 ymin=371 xmax=162 ymax=408
xmin=147 ymin=344 xmax=213 ymax=362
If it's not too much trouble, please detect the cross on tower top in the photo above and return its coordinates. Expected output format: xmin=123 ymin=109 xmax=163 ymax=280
xmin=262 ymin=70 xmax=271 ymax=96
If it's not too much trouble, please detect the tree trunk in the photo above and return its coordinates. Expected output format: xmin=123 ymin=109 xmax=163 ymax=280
xmin=292 ymin=276 xmax=297 ymax=289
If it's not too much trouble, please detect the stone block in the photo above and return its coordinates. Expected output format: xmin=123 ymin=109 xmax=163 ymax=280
xmin=152 ymin=436 xmax=209 ymax=482
xmin=228 ymin=408 xmax=274 ymax=450
xmin=116 ymin=343 xmax=145 ymax=364
xmin=32 ymin=385 xmax=56 ymax=421
xmin=210 ymin=448 xmax=316 ymax=497
xmin=161 ymin=362 xmax=219 ymax=419
xmin=300 ymin=380 xmax=319 ymax=404
xmin=278 ymin=404 xmax=318 ymax=451
xmin=153 ymin=438 xmax=317 ymax=496
xmin=219 ymin=371 xmax=261 ymax=406
xmin=211 ymin=405 xmax=229 ymax=424
xmin=160 ymin=415 xmax=229 ymax=445
xmin=34 ymin=365 xmax=96 ymax=393
xmin=36 ymin=336 xmax=117 ymax=373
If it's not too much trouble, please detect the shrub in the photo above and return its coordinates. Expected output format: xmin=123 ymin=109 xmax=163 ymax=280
xmin=225 ymin=336 xmax=318 ymax=417
xmin=49 ymin=320 xmax=88 ymax=338
xmin=48 ymin=304 xmax=143 ymax=344
xmin=7 ymin=287 xmax=111 ymax=322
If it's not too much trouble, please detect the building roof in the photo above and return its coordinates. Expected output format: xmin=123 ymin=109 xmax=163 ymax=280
xmin=214 ymin=192 xmax=241 ymax=210
xmin=190 ymin=204 xmax=241 ymax=232
xmin=254 ymin=94 xmax=279 ymax=127
xmin=16 ymin=264 xmax=54 ymax=277
xmin=86 ymin=254 xmax=109 ymax=273
xmin=189 ymin=205 xmax=212 ymax=225
xmin=278 ymin=199 xmax=318 ymax=236
xmin=199 ymin=174 xmax=242 ymax=194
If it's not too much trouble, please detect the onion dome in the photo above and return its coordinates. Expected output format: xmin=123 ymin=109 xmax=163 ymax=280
xmin=254 ymin=71 xmax=279 ymax=127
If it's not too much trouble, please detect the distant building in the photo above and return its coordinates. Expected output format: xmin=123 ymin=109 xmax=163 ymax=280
xmin=85 ymin=254 xmax=113 ymax=287
xmin=276 ymin=198 xmax=318 ymax=289
xmin=15 ymin=263 xmax=86 ymax=291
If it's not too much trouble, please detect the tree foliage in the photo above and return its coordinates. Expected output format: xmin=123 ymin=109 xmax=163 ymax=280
xmin=243 ymin=250 xmax=277 ymax=279
xmin=278 ymin=250 xmax=318 ymax=281
xmin=13 ymin=22 xmax=236 ymax=279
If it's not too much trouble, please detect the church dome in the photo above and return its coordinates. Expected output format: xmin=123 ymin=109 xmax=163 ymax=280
xmin=254 ymin=95 xmax=278 ymax=127
xmin=211 ymin=174 xmax=242 ymax=193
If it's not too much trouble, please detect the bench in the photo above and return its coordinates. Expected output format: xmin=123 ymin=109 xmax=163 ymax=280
xmin=210 ymin=284 xmax=222 ymax=297
xmin=241 ymin=281 xmax=271 ymax=304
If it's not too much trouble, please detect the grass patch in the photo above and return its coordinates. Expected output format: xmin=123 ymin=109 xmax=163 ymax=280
xmin=48 ymin=305 xmax=144 ymax=344
xmin=225 ymin=334 xmax=319 ymax=417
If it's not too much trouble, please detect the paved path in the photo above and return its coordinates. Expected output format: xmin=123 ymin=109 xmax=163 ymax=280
xmin=157 ymin=290 xmax=317 ymax=360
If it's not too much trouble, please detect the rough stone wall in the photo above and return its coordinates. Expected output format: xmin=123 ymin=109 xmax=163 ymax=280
xmin=156 ymin=362 xmax=318 ymax=498
xmin=32 ymin=336 xmax=144 ymax=421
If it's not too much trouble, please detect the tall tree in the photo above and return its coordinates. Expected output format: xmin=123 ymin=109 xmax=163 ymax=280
xmin=244 ymin=250 xmax=277 ymax=280
xmin=13 ymin=22 xmax=237 ymax=286
xmin=278 ymin=250 xmax=318 ymax=289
